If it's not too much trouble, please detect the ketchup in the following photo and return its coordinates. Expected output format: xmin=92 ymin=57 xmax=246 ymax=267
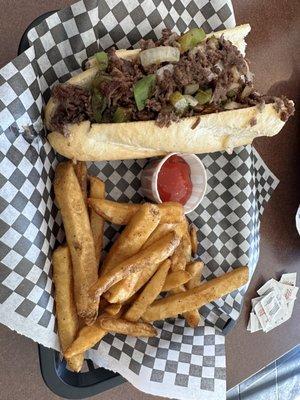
xmin=157 ymin=155 xmax=192 ymax=205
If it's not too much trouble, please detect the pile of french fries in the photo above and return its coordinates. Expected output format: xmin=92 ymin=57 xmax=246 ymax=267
xmin=53 ymin=161 xmax=249 ymax=372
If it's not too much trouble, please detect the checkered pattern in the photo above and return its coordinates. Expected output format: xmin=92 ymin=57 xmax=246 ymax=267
xmin=0 ymin=1 xmax=279 ymax=398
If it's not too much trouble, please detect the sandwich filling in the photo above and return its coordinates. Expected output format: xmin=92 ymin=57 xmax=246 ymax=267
xmin=49 ymin=28 xmax=294 ymax=134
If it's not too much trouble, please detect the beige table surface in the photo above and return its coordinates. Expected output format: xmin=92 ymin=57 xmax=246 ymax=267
xmin=0 ymin=1 xmax=299 ymax=399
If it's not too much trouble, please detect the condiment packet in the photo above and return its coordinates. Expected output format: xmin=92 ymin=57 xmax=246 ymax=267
xmin=277 ymin=282 xmax=298 ymax=303
xmin=251 ymin=296 xmax=261 ymax=308
xmin=254 ymin=300 xmax=269 ymax=331
xmin=250 ymin=312 xmax=262 ymax=332
xmin=280 ymin=273 xmax=297 ymax=286
xmin=248 ymin=272 xmax=298 ymax=333
xmin=257 ymin=278 xmax=278 ymax=296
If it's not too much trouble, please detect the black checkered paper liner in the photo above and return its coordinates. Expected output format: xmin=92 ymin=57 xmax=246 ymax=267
xmin=0 ymin=1 xmax=279 ymax=398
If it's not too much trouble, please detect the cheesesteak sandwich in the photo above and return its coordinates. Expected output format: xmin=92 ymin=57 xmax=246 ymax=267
xmin=45 ymin=24 xmax=294 ymax=161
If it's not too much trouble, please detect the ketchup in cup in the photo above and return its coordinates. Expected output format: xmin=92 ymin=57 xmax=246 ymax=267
xmin=157 ymin=155 xmax=192 ymax=205
xmin=141 ymin=152 xmax=207 ymax=214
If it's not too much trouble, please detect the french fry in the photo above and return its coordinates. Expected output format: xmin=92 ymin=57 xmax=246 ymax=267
xmin=54 ymin=162 xmax=99 ymax=325
xmin=65 ymin=324 xmax=106 ymax=359
xmin=89 ymin=176 xmax=105 ymax=266
xmin=169 ymin=285 xmax=200 ymax=328
xmin=142 ymin=223 xmax=176 ymax=247
xmin=102 ymin=203 xmax=160 ymax=274
xmin=182 ymin=261 xmax=204 ymax=327
xmin=64 ymin=311 xmax=122 ymax=359
xmin=88 ymin=199 xmax=184 ymax=225
xmin=74 ymin=161 xmax=88 ymax=204
xmin=185 ymin=261 xmax=204 ymax=290
xmin=103 ymin=203 xmax=161 ymax=303
xmin=161 ymin=270 xmax=191 ymax=292
xmin=105 ymin=303 xmax=122 ymax=316
xmin=182 ymin=231 xmax=192 ymax=262
xmin=143 ymin=266 xmax=249 ymax=321
xmin=150 ymin=202 xmax=185 ymax=224
xmin=98 ymin=317 xmax=157 ymax=337
xmin=53 ymin=245 xmax=84 ymax=372
xmin=91 ymin=231 xmax=180 ymax=299
xmin=127 ymin=223 xmax=186 ymax=300
xmin=189 ymin=224 xmax=198 ymax=257
xmin=132 ymin=262 xmax=162 ymax=296
xmin=124 ymin=260 xmax=170 ymax=322
xmin=142 ymin=223 xmax=186 ymax=249
xmin=170 ymin=240 xmax=186 ymax=271
xmin=123 ymin=292 xmax=140 ymax=306
xmin=182 ymin=309 xmax=201 ymax=327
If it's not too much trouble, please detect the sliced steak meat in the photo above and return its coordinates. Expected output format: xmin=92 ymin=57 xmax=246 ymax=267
xmin=139 ymin=38 xmax=156 ymax=50
xmin=50 ymin=84 xmax=92 ymax=135
xmin=139 ymin=29 xmax=179 ymax=50
xmin=132 ymin=109 xmax=156 ymax=121
xmin=157 ymin=28 xmax=179 ymax=47
xmin=156 ymin=106 xmax=180 ymax=127
xmin=49 ymin=29 xmax=294 ymax=130
xmin=274 ymin=96 xmax=295 ymax=122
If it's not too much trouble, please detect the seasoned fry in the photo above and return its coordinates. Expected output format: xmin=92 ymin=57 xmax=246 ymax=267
xmin=170 ymin=240 xmax=186 ymax=271
xmin=98 ymin=317 xmax=157 ymax=337
xmin=65 ymin=311 xmax=122 ymax=359
xmin=182 ymin=309 xmax=201 ymax=327
xmin=128 ymin=223 xmax=187 ymax=299
xmin=174 ymin=287 xmax=200 ymax=327
xmin=179 ymin=262 xmax=203 ymax=326
xmin=103 ymin=203 xmax=161 ymax=303
xmin=129 ymin=222 xmax=186 ymax=299
xmin=105 ymin=303 xmax=122 ymax=316
xmin=169 ymin=286 xmax=200 ymax=327
xmin=65 ymin=324 xmax=106 ymax=359
xmin=185 ymin=261 xmax=204 ymax=290
xmin=91 ymin=231 xmax=180 ymax=299
xmin=182 ymin=230 xmax=192 ymax=262
xmin=123 ymin=292 xmax=139 ymax=306
xmin=124 ymin=260 xmax=170 ymax=322
xmin=149 ymin=202 xmax=185 ymax=224
xmin=182 ymin=261 xmax=204 ymax=326
xmin=74 ymin=161 xmax=88 ymax=203
xmin=54 ymin=162 xmax=99 ymax=325
xmin=190 ymin=224 xmax=198 ymax=257
xmin=142 ymin=223 xmax=176 ymax=248
xmin=132 ymin=262 xmax=162 ymax=296
xmin=103 ymin=203 xmax=160 ymax=274
xmin=89 ymin=176 xmax=105 ymax=266
xmin=142 ymin=222 xmax=186 ymax=249
xmin=143 ymin=266 xmax=249 ymax=321
xmin=88 ymin=199 xmax=184 ymax=225
xmin=53 ymin=245 xmax=84 ymax=372
xmin=161 ymin=270 xmax=191 ymax=292
xmin=89 ymin=199 xmax=139 ymax=225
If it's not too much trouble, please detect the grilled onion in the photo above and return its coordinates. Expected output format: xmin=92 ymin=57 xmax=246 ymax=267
xmin=140 ymin=46 xmax=180 ymax=68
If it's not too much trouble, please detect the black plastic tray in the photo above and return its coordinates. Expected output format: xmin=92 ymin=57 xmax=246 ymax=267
xmin=18 ymin=11 xmax=125 ymax=399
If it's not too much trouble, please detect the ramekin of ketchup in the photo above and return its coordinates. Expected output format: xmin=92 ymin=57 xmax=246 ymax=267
xmin=141 ymin=152 xmax=207 ymax=214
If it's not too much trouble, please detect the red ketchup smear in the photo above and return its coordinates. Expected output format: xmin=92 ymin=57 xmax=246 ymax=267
xmin=157 ymin=155 xmax=192 ymax=205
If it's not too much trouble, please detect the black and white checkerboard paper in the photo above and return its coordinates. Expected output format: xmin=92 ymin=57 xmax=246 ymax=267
xmin=0 ymin=1 xmax=279 ymax=399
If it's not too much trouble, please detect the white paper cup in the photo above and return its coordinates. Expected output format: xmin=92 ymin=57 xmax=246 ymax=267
xmin=141 ymin=152 xmax=207 ymax=214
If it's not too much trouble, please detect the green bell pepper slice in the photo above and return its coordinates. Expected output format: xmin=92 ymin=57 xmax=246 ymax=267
xmin=195 ymin=88 xmax=212 ymax=105
xmin=91 ymin=89 xmax=107 ymax=123
xmin=113 ymin=107 xmax=131 ymax=123
xmin=133 ymin=75 xmax=156 ymax=111
xmin=94 ymin=51 xmax=108 ymax=70
xmin=178 ymin=28 xmax=206 ymax=53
